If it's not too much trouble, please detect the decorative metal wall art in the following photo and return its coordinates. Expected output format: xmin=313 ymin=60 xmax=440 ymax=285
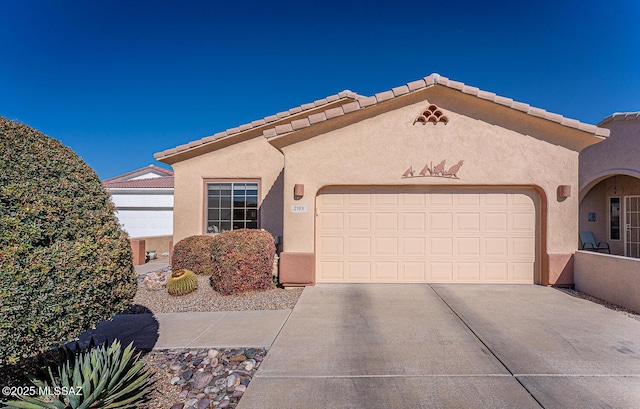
xmin=402 ymin=160 xmax=464 ymax=179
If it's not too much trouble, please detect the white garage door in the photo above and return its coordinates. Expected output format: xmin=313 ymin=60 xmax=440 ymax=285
xmin=316 ymin=188 xmax=537 ymax=283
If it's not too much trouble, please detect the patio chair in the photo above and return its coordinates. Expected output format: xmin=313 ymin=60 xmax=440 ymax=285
xmin=579 ymin=231 xmax=610 ymax=253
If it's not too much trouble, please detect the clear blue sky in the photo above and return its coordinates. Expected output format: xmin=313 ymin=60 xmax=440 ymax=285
xmin=1 ymin=0 xmax=639 ymax=180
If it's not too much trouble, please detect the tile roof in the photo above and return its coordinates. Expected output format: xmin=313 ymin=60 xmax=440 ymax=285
xmin=598 ymin=111 xmax=640 ymax=127
xmin=154 ymin=90 xmax=364 ymax=160
xmin=262 ymin=73 xmax=610 ymax=140
xmin=103 ymin=164 xmax=173 ymax=183
xmin=103 ymin=176 xmax=174 ymax=189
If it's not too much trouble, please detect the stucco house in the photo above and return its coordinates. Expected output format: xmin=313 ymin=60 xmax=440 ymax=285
xmin=155 ymin=73 xmax=611 ymax=287
xmin=103 ymin=164 xmax=174 ymax=239
xmin=579 ymin=112 xmax=640 ymax=258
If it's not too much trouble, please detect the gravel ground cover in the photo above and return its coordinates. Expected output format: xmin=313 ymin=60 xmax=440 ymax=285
xmin=556 ymin=287 xmax=640 ymax=322
xmin=126 ymin=268 xmax=303 ymax=314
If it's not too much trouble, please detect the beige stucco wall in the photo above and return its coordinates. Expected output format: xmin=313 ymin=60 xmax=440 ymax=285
xmin=171 ymin=136 xmax=284 ymax=243
xmin=580 ymin=118 xmax=640 ymax=197
xmin=274 ymin=86 xmax=601 ymax=284
xmin=575 ymin=250 xmax=640 ymax=314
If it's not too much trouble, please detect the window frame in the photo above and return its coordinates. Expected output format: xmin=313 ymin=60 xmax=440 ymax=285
xmin=608 ymin=196 xmax=621 ymax=241
xmin=203 ymin=179 xmax=261 ymax=234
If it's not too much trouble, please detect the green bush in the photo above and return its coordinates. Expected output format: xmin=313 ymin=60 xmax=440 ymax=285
xmin=171 ymin=235 xmax=216 ymax=275
xmin=210 ymin=229 xmax=276 ymax=295
xmin=3 ymin=339 xmax=154 ymax=408
xmin=0 ymin=117 xmax=137 ymax=366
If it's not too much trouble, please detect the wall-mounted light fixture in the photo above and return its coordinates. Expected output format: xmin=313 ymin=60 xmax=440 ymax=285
xmin=294 ymin=184 xmax=304 ymax=200
xmin=557 ymin=185 xmax=571 ymax=199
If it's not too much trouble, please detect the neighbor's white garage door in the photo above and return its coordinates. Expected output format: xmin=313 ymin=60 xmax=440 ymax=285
xmin=316 ymin=188 xmax=537 ymax=283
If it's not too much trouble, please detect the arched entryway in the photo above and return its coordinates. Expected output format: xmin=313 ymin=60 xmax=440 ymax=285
xmin=580 ymin=173 xmax=640 ymax=258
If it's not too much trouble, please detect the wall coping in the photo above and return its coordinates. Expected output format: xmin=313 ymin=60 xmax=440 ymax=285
xmin=576 ymin=250 xmax=640 ymax=263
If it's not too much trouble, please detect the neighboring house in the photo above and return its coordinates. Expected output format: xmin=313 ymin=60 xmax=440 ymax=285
xmin=155 ymin=73 xmax=609 ymax=287
xmin=579 ymin=112 xmax=640 ymax=258
xmin=103 ymin=165 xmax=174 ymax=238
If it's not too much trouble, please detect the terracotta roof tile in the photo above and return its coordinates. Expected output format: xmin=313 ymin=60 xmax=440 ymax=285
xmin=308 ymin=112 xmax=327 ymax=124
xmin=407 ymin=79 xmax=426 ymax=91
xmin=375 ymin=90 xmax=394 ymax=103
xmin=314 ymin=98 xmax=329 ymax=107
xmin=275 ymin=124 xmax=293 ymax=134
xmin=291 ymin=118 xmax=311 ymax=130
xmin=392 ymin=85 xmax=410 ymax=97
xmin=157 ymin=74 xmax=608 ymax=160
xmin=342 ymin=101 xmax=361 ymax=114
xmin=325 ymin=107 xmax=344 ymax=119
xmin=359 ymin=96 xmax=377 ymax=108
xmin=261 ymin=73 xmax=608 ymax=142
xmin=598 ymin=111 xmax=640 ymax=127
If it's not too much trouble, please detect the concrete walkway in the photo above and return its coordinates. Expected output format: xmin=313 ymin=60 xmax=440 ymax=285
xmin=75 ymin=310 xmax=291 ymax=350
xmin=237 ymin=284 xmax=640 ymax=409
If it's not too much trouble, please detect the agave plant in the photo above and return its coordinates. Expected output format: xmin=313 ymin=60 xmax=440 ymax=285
xmin=166 ymin=269 xmax=198 ymax=296
xmin=3 ymin=339 xmax=154 ymax=408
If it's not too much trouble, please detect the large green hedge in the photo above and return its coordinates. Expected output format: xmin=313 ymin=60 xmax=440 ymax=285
xmin=0 ymin=117 xmax=137 ymax=365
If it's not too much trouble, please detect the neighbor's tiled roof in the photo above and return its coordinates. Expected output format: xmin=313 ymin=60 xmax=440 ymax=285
xmin=598 ymin=111 xmax=640 ymax=127
xmin=103 ymin=176 xmax=174 ymax=189
xmin=103 ymin=164 xmax=174 ymax=183
xmin=262 ymin=73 xmax=610 ymax=140
xmin=154 ymin=90 xmax=363 ymax=160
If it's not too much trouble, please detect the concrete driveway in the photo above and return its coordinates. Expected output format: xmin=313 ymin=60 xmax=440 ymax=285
xmin=237 ymin=284 xmax=640 ymax=409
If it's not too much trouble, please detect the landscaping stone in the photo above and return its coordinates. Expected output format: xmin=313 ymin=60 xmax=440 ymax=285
xmin=143 ymin=347 xmax=266 ymax=409
xmin=143 ymin=272 xmax=168 ymax=291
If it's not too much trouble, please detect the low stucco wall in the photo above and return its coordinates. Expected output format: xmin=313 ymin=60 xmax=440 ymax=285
xmin=134 ymin=234 xmax=173 ymax=255
xmin=574 ymin=250 xmax=640 ymax=313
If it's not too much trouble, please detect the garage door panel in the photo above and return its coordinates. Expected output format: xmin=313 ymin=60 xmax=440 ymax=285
xmin=346 ymin=261 xmax=371 ymax=280
xmin=431 ymin=263 xmax=454 ymax=280
xmin=430 ymin=213 xmax=453 ymax=230
xmin=456 ymin=263 xmax=481 ymax=281
xmin=430 ymin=237 xmax=454 ymax=256
xmin=484 ymin=263 xmax=509 ymax=281
xmin=456 ymin=212 xmax=481 ymax=231
xmin=457 ymin=237 xmax=481 ymax=256
xmin=319 ymin=261 xmax=344 ymax=280
xmin=347 ymin=213 xmax=371 ymax=230
xmin=320 ymin=237 xmax=344 ymax=255
xmin=402 ymin=262 xmax=426 ymax=280
xmin=374 ymin=237 xmax=398 ymax=256
xmin=347 ymin=237 xmax=371 ymax=256
xmin=374 ymin=261 xmax=398 ymax=281
xmin=317 ymin=188 xmax=536 ymax=284
xmin=374 ymin=213 xmax=399 ymax=230
xmin=401 ymin=237 xmax=426 ymax=256
xmin=402 ymin=213 xmax=426 ymax=230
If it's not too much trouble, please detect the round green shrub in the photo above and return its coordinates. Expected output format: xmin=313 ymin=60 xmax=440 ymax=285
xmin=171 ymin=235 xmax=216 ymax=275
xmin=0 ymin=117 xmax=137 ymax=365
xmin=210 ymin=229 xmax=276 ymax=295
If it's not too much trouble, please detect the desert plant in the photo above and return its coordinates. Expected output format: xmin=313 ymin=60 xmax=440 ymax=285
xmin=0 ymin=117 xmax=137 ymax=365
xmin=171 ymin=235 xmax=216 ymax=275
xmin=3 ymin=339 xmax=153 ymax=408
xmin=166 ymin=269 xmax=198 ymax=296
xmin=210 ymin=229 xmax=276 ymax=295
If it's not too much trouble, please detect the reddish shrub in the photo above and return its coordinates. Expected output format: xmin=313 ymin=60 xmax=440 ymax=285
xmin=210 ymin=229 xmax=276 ymax=295
xmin=171 ymin=235 xmax=216 ymax=275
